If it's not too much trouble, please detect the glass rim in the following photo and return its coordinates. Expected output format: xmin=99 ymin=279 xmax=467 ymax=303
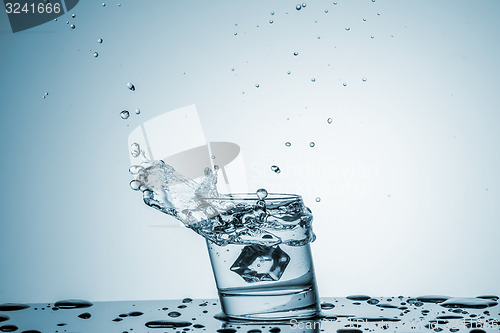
xmin=200 ymin=193 xmax=301 ymax=201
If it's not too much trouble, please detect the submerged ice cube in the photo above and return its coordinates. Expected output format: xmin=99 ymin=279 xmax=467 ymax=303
xmin=230 ymin=244 xmax=290 ymax=283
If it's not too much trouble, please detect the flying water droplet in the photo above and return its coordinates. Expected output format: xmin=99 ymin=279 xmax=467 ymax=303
xmin=271 ymin=165 xmax=281 ymax=173
xmin=302 ymin=3 xmax=307 ymax=7
xmin=296 ymin=4 xmax=302 ymax=10
xmin=127 ymin=82 xmax=135 ymax=91
xmin=315 ymin=197 xmax=321 ymax=202
xmin=135 ymin=108 xmax=141 ymax=115
xmin=285 ymin=142 xmax=291 ymax=147
xmin=97 ymin=38 xmax=103 ymax=43
xmin=93 ymin=52 xmax=98 ymax=57
xmin=310 ymin=142 xmax=315 ymax=147
xmin=269 ymin=20 xmax=273 ymax=24
xmin=72 ymin=13 xmax=76 ymax=18
xmin=70 ymin=24 xmax=75 ymax=29
xmin=343 ymin=83 xmax=347 ymax=86
xmin=327 ymin=117 xmax=333 ymax=124
xmin=255 ymin=83 xmax=260 ymax=88
xmin=256 ymin=188 xmax=268 ymax=200
xmin=362 ymin=77 xmax=367 ymax=82
xmin=311 ymin=78 xmax=316 ymax=82
xmin=345 ymin=27 xmax=351 ymax=31
xmin=120 ymin=110 xmax=130 ymax=119
xmin=129 ymin=180 xmax=141 ymax=191
xmin=271 ymin=11 xmax=275 ymax=15
xmin=287 ymin=71 xmax=291 ymax=75
xmin=325 ymin=9 xmax=329 ymax=13
xmin=130 ymin=143 xmax=141 ymax=157
xmin=102 ymin=2 xmax=106 ymax=6
xmin=293 ymin=52 xmax=298 ymax=56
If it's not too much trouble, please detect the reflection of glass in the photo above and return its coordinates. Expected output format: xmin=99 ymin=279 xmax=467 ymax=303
xmin=204 ymin=193 xmax=321 ymax=321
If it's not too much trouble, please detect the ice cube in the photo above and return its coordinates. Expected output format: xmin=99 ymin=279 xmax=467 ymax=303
xmin=230 ymin=244 xmax=290 ymax=283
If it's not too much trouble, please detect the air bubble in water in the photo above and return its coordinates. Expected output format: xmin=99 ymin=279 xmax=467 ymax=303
xmin=135 ymin=108 xmax=141 ymax=115
xmin=93 ymin=52 xmax=98 ymax=57
xmin=127 ymin=82 xmax=135 ymax=91
xmin=271 ymin=165 xmax=281 ymax=173
xmin=285 ymin=142 xmax=291 ymax=147
xmin=120 ymin=110 xmax=130 ymax=119
xmin=310 ymin=142 xmax=315 ymax=147
xmin=70 ymin=24 xmax=75 ymax=29
xmin=256 ymin=189 xmax=268 ymax=200
xmin=130 ymin=143 xmax=141 ymax=157
xmin=129 ymin=180 xmax=141 ymax=191
xmin=327 ymin=117 xmax=333 ymax=124
xmin=315 ymin=197 xmax=321 ymax=202
xmin=98 ymin=38 xmax=103 ymax=43
xmin=296 ymin=4 xmax=302 ymax=10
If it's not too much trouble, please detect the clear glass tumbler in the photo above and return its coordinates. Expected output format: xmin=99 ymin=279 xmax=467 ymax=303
xmin=202 ymin=193 xmax=321 ymax=321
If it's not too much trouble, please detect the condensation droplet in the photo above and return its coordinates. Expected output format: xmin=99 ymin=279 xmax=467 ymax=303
xmin=120 ymin=110 xmax=130 ymax=119
xmin=271 ymin=165 xmax=281 ymax=174
xmin=285 ymin=142 xmax=291 ymax=147
xmin=127 ymin=82 xmax=135 ymax=91
xmin=310 ymin=142 xmax=315 ymax=147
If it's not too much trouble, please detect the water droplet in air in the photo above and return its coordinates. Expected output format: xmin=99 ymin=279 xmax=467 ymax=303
xmin=271 ymin=165 xmax=281 ymax=173
xmin=93 ymin=52 xmax=98 ymax=57
xmin=135 ymin=108 xmax=141 ymax=115
xmin=234 ymin=32 xmax=237 ymax=36
xmin=70 ymin=24 xmax=75 ymax=29
xmin=285 ymin=142 xmax=291 ymax=147
xmin=130 ymin=143 xmax=141 ymax=157
xmin=362 ymin=77 xmax=367 ymax=82
xmin=129 ymin=165 xmax=143 ymax=174
xmin=271 ymin=11 xmax=275 ymax=15
xmin=127 ymin=82 xmax=135 ymax=91
xmin=102 ymin=3 xmax=106 ymax=6
xmin=120 ymin=110 xmax=130 ymax=119
xmin=333 ymin=1 xmax=337 ymax=4
xmin=72 ymin=14 xmax=76 ymax=18
xmin=311 ymin=78 xmax=316 ymax=82
xmin=363 ymin=18 xmax=367 ymax=21
xmin=287 ymin=71 xmax=291 ymax=75
xmin=325 ymin=9 xmax=329 ymax=13
xmin=316 ymin=197 xmax=321 ymax=202
xmin=293 ymin=52 xmax=298 ymax=56
xmin=371 ymin=35 xmax=375 ymax=39
xmin=296 ymin=4 xmax=302 ymax=10
xmin=327 ymin=117 xmax=333 ymax=124
xmin=302 ymin=3 xmax=307 ymax=7
xmin=256 ymin=189 xmax=268 ymax=200
xmin=129 ymin=180 xmax=141 ymax=191
xmin=345 ymin=27 xmax=350 ymax=31
xmin=310 ymin=142 xmax=315 ymax=147
xmin=343 ymin=83 xmax=347 ymax=86
xmin=255 ymin=83 xmax=260 ymax=88
xmin=98 ymin=38 xmax=103 ymax=43
xmin=269 ymin=20 xmax=273 ymax=24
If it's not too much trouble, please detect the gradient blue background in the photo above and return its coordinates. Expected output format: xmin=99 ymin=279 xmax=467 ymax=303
xmin=0 ymin=0 xmax=499 ymax=303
